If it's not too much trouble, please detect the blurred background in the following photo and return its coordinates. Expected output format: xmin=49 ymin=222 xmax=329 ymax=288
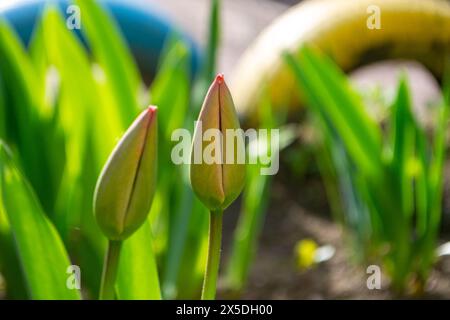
xmin=0 ymin=0 xmax=449 ymax=300
xmin=134 ymin=0 xmax=450 ymax=299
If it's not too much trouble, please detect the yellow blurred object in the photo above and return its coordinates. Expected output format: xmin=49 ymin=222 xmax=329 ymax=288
xmin=295 ymin=239 xmax=318 ymax=270
xmin=231 ymin=0 xmax=450 ymax=125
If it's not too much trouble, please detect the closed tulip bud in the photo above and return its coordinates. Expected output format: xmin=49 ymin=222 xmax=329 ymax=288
xmin=94 ymin=106 xmax=157 ymax=240
xmin=190 ymin=74 xmax=245 ymax=211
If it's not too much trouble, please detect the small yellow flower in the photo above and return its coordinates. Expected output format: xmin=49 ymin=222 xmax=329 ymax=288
xmin=295 ymin=239 xmax=318 ymax=270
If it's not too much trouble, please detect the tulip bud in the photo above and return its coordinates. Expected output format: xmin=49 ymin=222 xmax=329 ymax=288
xmin=190 ymin=74 xmax=245 ymax=211
xmin=94 ymin=106 xmax=157 ymax=240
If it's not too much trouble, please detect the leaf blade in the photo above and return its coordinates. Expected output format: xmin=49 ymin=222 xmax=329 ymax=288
xmin=0 ymin=142 xmax=80 ymax=300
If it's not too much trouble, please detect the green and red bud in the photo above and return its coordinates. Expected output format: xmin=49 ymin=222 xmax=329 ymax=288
xmin=94 ymin=106 xmax=158 ymax=240
xmin=190 ymin=74 xmax=246 ymax=211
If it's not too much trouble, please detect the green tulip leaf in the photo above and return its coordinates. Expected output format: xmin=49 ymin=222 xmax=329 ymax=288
xmin=0 ymin=142 xmax=80 ymax=300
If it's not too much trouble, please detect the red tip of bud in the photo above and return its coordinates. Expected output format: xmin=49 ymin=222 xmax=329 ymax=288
xmin=215 ymin=73 xmax=224 ymax=84
xmin=147 ymin=105 xmax=158 ymax=113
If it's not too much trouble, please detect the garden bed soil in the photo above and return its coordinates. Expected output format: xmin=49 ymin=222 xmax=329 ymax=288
xmin=219 ymin=164 xmax=450 ymax=299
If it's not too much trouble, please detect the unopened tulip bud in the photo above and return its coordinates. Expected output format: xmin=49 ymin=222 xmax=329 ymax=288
xmin=94 ymin=106 xmax=157 ymax=240
xmin=190 ymin=74 xmax=245 ymax=211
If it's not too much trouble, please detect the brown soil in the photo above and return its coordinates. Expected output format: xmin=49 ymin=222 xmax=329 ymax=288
xmin=219 ymin=164 xmax=450 ymax=300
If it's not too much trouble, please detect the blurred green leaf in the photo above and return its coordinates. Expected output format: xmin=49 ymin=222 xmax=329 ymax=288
xmin=204 ymin=0 xmax=220 ymax=83
xmin=0 ymin=194 xmax=28 ymax=299
xmin=176 ymin=197 xmax=209 ymax=299
xmin=117 ymin=220 xmax=161 ymax=300
xmin=192 ymin=0 xmax=221 ymax=112
xmin=384 ymin=78 xmax=417 ymax=287
xmin=285 ymin=47 xmax=382 ymax=176
xmin=0 ymin=75 xmax=6 ymax=139
xmin=37 ymin=8 xmax=111 ymax=297
xmin=151 ymin=36 xmax=190 ymax=139
xmin=28 ymin=18 xmax=48 ymax=92
xmin=389 ymin=77 xmax=415 ymax=219
xmin=418 ymin=66 xmax=450 ymax=276
xmin=75 ymin=0 xmax=141 ymax=125
xmin=0 ymin=142 xmax=80 ymax=300
xmin=0 ymin=22 xmax=46 ymax=116
xmin=0 ymin=21 xmax=60 ymax=215
xmin=286 ymin=46 xmax=447 ymax=293
xmin=148 ymin=35 xmax=193 ymax=298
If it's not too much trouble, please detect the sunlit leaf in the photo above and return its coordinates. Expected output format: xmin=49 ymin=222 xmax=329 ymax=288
xmin=75 ymin=0 xmax=141 ymax=125
xmin=117 ymin=220 xmax=161 ymax=300
xmin=0 ymin=142 xmax=80 ymax=300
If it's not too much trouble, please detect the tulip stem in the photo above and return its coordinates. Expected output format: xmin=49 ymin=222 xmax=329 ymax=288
xmin=201 ymin=210 xmax=223 ymax=300
xmin=99 ymin=240 xmax=122 ymax=300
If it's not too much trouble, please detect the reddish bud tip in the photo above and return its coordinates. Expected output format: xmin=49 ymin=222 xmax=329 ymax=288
xmin=147 ymin=105 xmax=158 ymax=113
xmin=215 ymin=73 xmax=224 ymax=84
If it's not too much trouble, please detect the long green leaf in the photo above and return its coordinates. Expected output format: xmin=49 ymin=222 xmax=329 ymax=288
xmin=117 ymin=220 xmax=161 ymax=300
xmin=286 ymin=47 xmax=382 ymax=176
xmin=192 ymin=0 xmax=221 ymax=112
xmin=204 ymin=0 xmax=220 ymax=83
xmin=0 ymin=22 xmax=57 ymax=213
xmin=75 ymin=0 xmax=141 ymax=125
xmin=0 ymin=74 xmax=5 ymax=139
xmin=35 ymin=8 xmax=112 ymax=297
xmin=0 ymin=193 xmax=28 ymax=299
xmin=0 ymin=142 xmax=80 ymax=299
xmin=149 ymin=35 xmax=192 ymax=298
xmin=390 ymin=77 xmax=415 ymax=219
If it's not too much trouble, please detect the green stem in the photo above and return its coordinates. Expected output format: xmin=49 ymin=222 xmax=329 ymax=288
xmin=99 ymin=240 xmax=122 ymax=300
xmin=201 ymin=210 xmax=223 ymax=300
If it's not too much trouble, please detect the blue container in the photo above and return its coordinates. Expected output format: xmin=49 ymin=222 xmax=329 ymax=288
xmin=0 ymin=0 xmax=202 ymax=79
